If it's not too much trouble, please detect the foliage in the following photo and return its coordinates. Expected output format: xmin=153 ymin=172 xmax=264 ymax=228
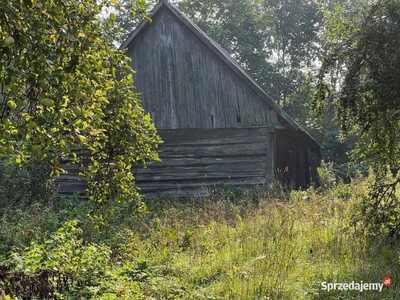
xmin=0 ymin=198 xmax=92 ymax=263
xmin=315 ymin=0 xmax=400 ymax=236
xmin=0 ymin=0 xmax=161 ymax=213
xmin=10 ymin=220 xmax=111 ymax=299
xmin=319 ymin=130 xmax=352 ymax=165
xmin=352 ymin=168 xmax=400 ymax=239
xmin=315 ymin=0 xmax=400 ymax=167
xmin=1 ymin=182 xmax=400 ymax=299
xmin=102 ymin=0 xmax=157 ymax=46
xmin=0 ymin=156 xmax=54 ymax=215
xmin=317 ymin=161 xmax=336 ymax=191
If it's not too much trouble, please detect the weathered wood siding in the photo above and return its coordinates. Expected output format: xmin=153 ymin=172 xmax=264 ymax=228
xmin=134 ymin=126 xmax=272 ymax=197
xmin=56 ymin=126 xmax=272 ymax=198
xmin=275 ymin=129 xmax=311 ymax=189
xmin=55 ymin=151 xmax=88 ymax=197
xmin=126 ymin=5 xmax=272 ymax=130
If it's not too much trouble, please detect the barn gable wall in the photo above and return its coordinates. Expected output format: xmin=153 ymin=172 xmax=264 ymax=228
xmin=126 ymin=5 xmax=271 ymax=130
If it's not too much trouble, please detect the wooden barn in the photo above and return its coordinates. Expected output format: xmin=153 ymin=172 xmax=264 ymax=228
xmin=57 ymin=0 xmax=320 ymax=198
xmin=121 ymin=0 xmax=320 ymax=197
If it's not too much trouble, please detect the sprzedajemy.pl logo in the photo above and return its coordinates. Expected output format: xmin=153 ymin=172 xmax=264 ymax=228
xmin=321 ymin=277 xmax=392 ymax=293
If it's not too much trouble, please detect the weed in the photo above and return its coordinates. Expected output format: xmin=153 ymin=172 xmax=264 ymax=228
xmin=1 ymin=177 xmax=400 ymax=299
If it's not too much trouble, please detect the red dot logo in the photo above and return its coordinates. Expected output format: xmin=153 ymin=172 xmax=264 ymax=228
xmin=383 ymin=276 xmax=392 ymax=287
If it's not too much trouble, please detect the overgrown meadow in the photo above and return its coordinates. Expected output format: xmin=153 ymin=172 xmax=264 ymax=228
xmin=0 ymin=161 xmax=399 ymax=299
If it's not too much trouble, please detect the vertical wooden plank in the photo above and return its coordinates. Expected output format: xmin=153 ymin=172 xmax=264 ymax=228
xmin=170 ymin=10 xmax=183 ymax=127
xmin=150 ymin=19 xmax=161 ymax=126
xmin=206 ymin=43 xmax=220 ymax=128
xmin=265 ymin=105 xmax=272 ymax=127
xmin=182 ymin=22 xmax=203 ymax=128
xmin=143 ymin=29 xmax=153 ymax=124
xmin=247 ymin=82 xmax=258 ymax=125
xmin=265 ymin=131 xmax=274 ymax=187
xmin=254 ymin=93 xmax=268 ymax=125
xmin=191 ymin=32 xmax=204 ymax=128
xmin=181 ymin=24 xmax=193 ymax=129
xmin=222 ymin=54 xmax=236 ymax=128
xmin=167 ymin=13 xmax=179 ymax=129
xmin=240 ymin=78 xmax=254 ymax=126
xmin=203 ymin=46 xmax=218 ymax=128
xmin=223 ymin=66 xmax=241 ymax=128
xmin=160 ymin=13 xmax=170 ymax=129
xmin=154 ymin=11 xmax=167 ymax=128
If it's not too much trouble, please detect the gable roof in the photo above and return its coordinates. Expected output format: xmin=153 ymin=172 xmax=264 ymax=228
xmin=120 ymin=0 xmax=320 ymax=151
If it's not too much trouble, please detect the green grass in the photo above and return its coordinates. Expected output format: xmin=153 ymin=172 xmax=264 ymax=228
xmin=123 ymin=187 xmax=398 ymax=299
xmin=1 ymin=181 xmax=399 ymax=299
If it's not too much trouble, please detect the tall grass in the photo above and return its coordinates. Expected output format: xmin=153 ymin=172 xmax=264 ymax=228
xmin=102 ymin=183 xmax=399 ymax=299
xmin=1 ymin=179 xmax=399 ymax=299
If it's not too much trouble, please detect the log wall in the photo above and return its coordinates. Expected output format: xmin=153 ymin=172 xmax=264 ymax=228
xmin=135 ymin=126 xmax=272 ymax=197
xmin=56 ymin=126 xmax=272 ymax=198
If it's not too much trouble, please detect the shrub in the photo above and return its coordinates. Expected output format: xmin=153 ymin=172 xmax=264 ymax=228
xmin=317 ymin=161 xmax=336 ymax=191
xmin=0 ymin=157 xmax=55 ymax=215
xmin=6 ymin=220 xmax=111 ymax=299
xmin=352 ymin=168 xmax=400 ymax=239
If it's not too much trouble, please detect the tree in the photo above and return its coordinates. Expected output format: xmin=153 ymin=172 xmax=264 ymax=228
xmin=315 ymin=0 xmax=400 ymax=235
xmin=101 ymin=0 xmax=157 ymax=46
xmin=0 ymin=0 xmax=161 ymax=214
xmin=316 ymin=0 xmax=400 ymax=168
xmin=265 ymin=0 xmax=322 ymax=106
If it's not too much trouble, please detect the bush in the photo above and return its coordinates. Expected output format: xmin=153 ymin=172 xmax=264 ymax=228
xmin=317 ymin=161 xmax=336 ymax=191
xmin=333 ymin=162 xmax=370 ymax=182
xmin=352 ymin=168 xmax=400 ymax=239
xmin=0 ymin=157 xmax=55 ymax=215
xmin=5 ymin=220 xmax=111 ymax=299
